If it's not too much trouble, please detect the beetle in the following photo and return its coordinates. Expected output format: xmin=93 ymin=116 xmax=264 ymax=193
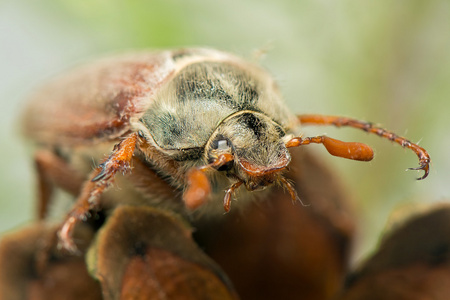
xmin=21 ymin=48 xmax=430 ymax=252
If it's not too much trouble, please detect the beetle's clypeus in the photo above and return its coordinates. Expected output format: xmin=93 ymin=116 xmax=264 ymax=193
xmin=21 ymin=48 xmax=430 ymax=251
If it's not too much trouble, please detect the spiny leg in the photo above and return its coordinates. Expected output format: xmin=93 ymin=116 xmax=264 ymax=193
xmin=298 ymin=114 xmax=430 ymax=179
xmin=184 ymin=153 xmax=234 ymax=210
xmin=58 ymin=133 xmax=138 ymax=252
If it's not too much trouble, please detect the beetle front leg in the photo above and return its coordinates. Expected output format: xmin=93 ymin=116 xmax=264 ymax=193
xmin=298 ymin=114 xmax=431 ymax=179
xmin=58 ymin=133 xmax=138 ymax=252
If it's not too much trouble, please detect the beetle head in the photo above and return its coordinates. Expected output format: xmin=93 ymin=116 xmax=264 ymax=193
xmin=205 ymin=111 xmax=291 ymax=191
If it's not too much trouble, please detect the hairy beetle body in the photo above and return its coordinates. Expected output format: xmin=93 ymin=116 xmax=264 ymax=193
xmin=21 ymin=48 xmax=430 ymax=251
xmin=23 ymin=49 xmax=298 ymax=213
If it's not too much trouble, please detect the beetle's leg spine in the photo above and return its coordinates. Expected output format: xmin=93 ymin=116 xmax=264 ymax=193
xmin=58 ymin=133 xmax=139 ymax=252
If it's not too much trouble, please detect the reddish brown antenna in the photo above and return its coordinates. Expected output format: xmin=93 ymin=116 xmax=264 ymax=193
xmin=296 ymin=114 xmax=430 ymax=179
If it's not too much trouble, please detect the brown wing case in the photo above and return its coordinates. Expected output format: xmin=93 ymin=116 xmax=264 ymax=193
xmin=21 ymin=51 xmax=179 ymax=147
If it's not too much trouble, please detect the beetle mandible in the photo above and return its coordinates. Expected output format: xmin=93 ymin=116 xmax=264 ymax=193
xmin=21 ymin=48 xmax=430 ymax=251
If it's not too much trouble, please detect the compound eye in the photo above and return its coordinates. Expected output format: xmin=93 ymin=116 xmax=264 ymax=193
xmin=211 ymin=135 xmax=232 ymax=152
xmin=217 ymin=139 xmax=229 ymax=150
xmin=209 ymin=138 xmax=234 ymax=170
xmin=137 ymin=130 xmax=145 ymax=138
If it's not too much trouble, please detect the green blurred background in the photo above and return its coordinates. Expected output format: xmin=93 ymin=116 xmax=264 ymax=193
xmin=1 ymin=0 xmax=449 ymax=263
